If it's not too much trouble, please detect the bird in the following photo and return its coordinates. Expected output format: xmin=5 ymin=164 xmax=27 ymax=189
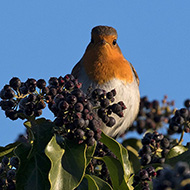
xmin=72 ymin=25 xmax=140 ymax=137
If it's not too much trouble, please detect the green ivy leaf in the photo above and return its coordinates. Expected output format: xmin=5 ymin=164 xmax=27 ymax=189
xmin=126 ymin=145 xmax=141 ymax=174
xmin=100 ymin=132 xmax=132 ymax=180
xmin=15 ymin=118 xmax=54 ymax=190
xmin=77 ymin=177 xmax=88 ymax=190
xmin=77 ymin=174 xmax=113 ymax=190
xmin=121 ymin=144 xmax=132 ymax=180
xmin=166 ymin=145 xmax=188 ymax=160
xmin=122 ymin=138 xmax=142 ymax=151
xmin=85 ymin=174 xmax=99 ymax=190
xmin=61 ymin=139 xmax=87 ymax=188
xmin=0 ymin=142 xmax=20 ymax=161
xmin=86 ymin=142 xmax=96 ymax=167
xmin=45 ymin=136 xmax=65 ymax=190
xmin=91 ymin=175 xmax=113 ymax=190
xmin=45 ymin=135 xmax=87 ymax=190
xmin=127 ymin=174 xmax=134 ymax=190
xmin=98 ymin=156 xmax=131 ymax=190
xmin=166 ymin=147 xmax=190 ymax=167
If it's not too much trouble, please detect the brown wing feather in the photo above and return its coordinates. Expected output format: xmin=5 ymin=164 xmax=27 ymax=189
xmin=130 ymin=62 xmax=139 ymax=86
xmin=71 ymin=60 xmax=82 ymax=79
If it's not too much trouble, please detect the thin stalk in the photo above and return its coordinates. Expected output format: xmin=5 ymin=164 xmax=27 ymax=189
xmin=177 ymin=129 xmax=185 ymax=145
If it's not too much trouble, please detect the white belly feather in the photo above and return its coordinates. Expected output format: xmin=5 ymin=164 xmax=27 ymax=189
xmin=76 ymin=65 xmax=140 ymax=137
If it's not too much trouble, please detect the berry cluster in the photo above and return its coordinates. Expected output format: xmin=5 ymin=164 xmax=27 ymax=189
xmin=52 ymin=87 xmax=102 ymax=146
xmin=46 ymin=76 xmax=125 ymax=146
xmin=133 ymin=166 xmax=157 ymax=190
xmin=0 ymin=156 xmax=19 ymax=190
xmin=92 ymin=88 xmax=126 ymax=127
xmin=131 ymin=96 xmax=175 ymax=134
xmin=0 ymin=77 xmax=47 ymax=120
xmin=169 ymin=103 xmax=190 ymax=134
xmin=153 ymin=162 xmax=190 ymax=190
xmin=139 ymin=131 xmax=171 ymax=166
xmin=0 ymin=75 xmax=126 ymax=147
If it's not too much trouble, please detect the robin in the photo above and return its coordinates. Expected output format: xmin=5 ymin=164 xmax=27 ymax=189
xmin=72 ymin=25 xmax=140 ymax=137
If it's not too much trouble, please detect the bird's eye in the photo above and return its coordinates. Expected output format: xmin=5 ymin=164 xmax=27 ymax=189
xmin=91 ymin=38 xmax=94 ymax=43
xmin=113 ymin=39 xmax=117 ymax=45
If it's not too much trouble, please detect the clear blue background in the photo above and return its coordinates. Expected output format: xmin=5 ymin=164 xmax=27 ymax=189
xmin=0 ymin=1 xmax=190 ymax=146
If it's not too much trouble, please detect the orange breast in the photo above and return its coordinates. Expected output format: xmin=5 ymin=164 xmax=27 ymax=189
xmin=82 ymin=45 xmax=134 ymax=85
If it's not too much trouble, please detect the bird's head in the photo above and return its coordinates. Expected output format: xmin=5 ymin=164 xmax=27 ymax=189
xmin=86 ymin=26 xmax=122 ymax=55
xmin=81 ymin=25 xmax=134 ymax=85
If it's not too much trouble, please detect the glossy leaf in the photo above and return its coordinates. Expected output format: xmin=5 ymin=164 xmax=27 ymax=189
xmin=0 ymin=142 xmax=20 ymax=161
xmin=122 ymin=138 xmax=142 ymax=151
xmin=85 ymin=174 xmax=99 ymax=190
xmin=166 ymin=145 xmax=188 ymax=159
xmin=98 ymin=156 xmax=131 ymax=190
xmin=127 ymin=175 xmax=134 ymax=190
xmin=86 ymin=142 xmax=96 ymax=167
xmin=78 ymin=173 xmax=114 ymax=190
xmin=91 ymin=175 xmax=113 ymax=190
xmin=121 ymin=144 xmax=132 ymax=180
xmin=166 ymin=147 xmax=190 ymax=166
xmin=45 ymin=135 xmax=87 ymax=190
xmin=77 ymin=177 xmax=88 ymax=190
xmin=100 ymin=132 xmax=132 ymax=180
xmin=15 ymin=118 xmax=54 ymax=190
xmin=126 ymin=145 xmax=141 ymax=174
xmin=45 ymin=136 xmax=65 ymax=190
xmin=61 ymin=139 xmax=87 ymax=189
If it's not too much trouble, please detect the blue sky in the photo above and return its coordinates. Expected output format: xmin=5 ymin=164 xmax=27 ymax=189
xmin=0 ymin=1 xmax=190 ymax=146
